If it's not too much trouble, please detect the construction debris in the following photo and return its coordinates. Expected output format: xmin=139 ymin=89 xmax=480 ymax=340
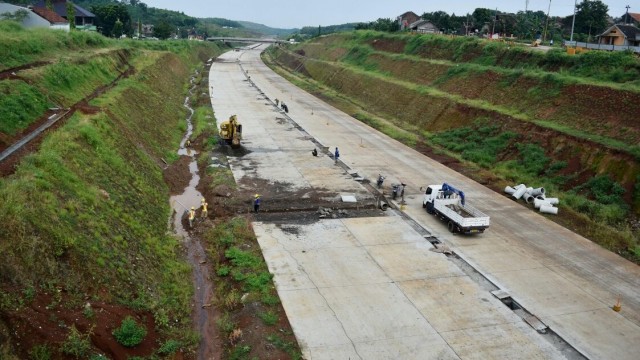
xmin=317 ymin=207 xmax=349 ymax=219
xmin=430 ymin=243 xmax=453 ymax=254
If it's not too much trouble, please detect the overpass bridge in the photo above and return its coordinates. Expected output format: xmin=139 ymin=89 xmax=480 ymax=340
xmin=206 ymin=37 xmax=286 ymax=44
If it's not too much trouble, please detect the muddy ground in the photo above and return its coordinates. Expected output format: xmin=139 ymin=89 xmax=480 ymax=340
xmin=163 ymin=132 xmax=307 ymax=359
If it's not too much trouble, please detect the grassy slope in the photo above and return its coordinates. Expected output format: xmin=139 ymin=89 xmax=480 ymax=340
xmin=264 ymin=31 xmax=640 ymax=262
xmin=0 ymin=23 xmax=225 ymax=358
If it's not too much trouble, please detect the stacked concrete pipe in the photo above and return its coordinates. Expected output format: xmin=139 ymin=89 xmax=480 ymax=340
xmin=505 ymin=183 xmax=559 ymax=214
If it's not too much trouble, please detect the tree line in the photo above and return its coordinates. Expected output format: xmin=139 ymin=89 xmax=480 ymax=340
xmin=5 ymin=0 xmax=246 ymax=39
xmin=353 ymin=0 xmax=622 ymax=43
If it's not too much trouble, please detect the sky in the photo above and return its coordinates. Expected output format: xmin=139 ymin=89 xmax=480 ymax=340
xmin=143 ymin=1 xmax=635 ymax=29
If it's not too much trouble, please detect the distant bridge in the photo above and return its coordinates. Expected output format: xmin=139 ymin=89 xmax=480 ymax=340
xmin=206 ymin=37 xmax=286 ymax=44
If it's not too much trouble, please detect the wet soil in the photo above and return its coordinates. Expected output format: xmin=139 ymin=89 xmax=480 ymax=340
xmin=0 ymin=290 xmax=159 ymax=359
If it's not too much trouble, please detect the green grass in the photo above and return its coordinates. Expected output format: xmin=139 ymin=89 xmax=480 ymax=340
xmin=430 ymin=122 xmax=517 ymax=168
xmin=0 ymin=80 xmax=51 ymax=135
xmin=267 ymin=334 xmax=302 ymax=360
xmin=257 ymin=311 xmax=278 ymax=326
xmin=0 ymin=21 xmax=111 ymax=71
xmin=348 ymin=31 xmax=640 ymax=87
xmin=0 ymin=30 xmax=224 ymax=357
xmin=208 ymin=218 xmax=274 ymax=296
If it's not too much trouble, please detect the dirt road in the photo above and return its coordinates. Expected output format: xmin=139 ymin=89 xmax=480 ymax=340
xmin=209 ymin=45 xmax=640 ymax=359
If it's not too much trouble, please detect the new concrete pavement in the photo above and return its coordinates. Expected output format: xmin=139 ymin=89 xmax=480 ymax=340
xmin=209 ymin=46 xmax=640 ymax=359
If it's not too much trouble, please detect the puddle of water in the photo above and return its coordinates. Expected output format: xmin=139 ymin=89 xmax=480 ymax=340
xmin=168 ymin=69 xmax=219 ymax=360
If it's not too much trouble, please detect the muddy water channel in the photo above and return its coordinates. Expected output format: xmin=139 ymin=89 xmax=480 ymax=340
xmin=169 ymin=69 xmax=219 ymax=360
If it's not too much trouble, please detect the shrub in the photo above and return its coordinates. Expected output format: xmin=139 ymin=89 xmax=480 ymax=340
xmin=29 ymin=344 xmax=51 ymax=360
xmin=216 ymin=265 xmax=231 ymax=276
xmin=575 ymin=175 xmax=626 ymax=205
xmin=258 ymin=311 xmax=278 ymax=326
xmin=158 ymin=339 xmax=181 ymax=355
xmin=61 ymin=326 xmax=91 ymax=358
xmin=112 ymin=316 xmax=147 ymax=347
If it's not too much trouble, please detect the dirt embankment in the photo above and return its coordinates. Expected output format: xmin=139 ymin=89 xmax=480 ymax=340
xmin=270 ymin=43 xmax=640 ymax=214
xmin=0 ymin=46 xmax=224 ymax=359
xmin=267 ymin=37 xmax=640 ymax=262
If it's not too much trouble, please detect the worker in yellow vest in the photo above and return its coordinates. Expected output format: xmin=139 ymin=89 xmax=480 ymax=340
xmin=188 ymin=207 xmax=196 ymax=228
xmin=201 ymin=201 xmax=208 ymax=218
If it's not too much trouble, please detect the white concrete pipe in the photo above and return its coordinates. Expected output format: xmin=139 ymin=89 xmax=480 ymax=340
xmin=379 ymin=201 xmax=389 ymax=211
xmin=514 ymin=184 xmax=526 ymax=190
xmin=526 ymin=187 xmax=534 ymax=194
xmin=505 ymin=186 xmax=516 ymax=195
xmin=534 ymin=198 xmax=551 ymax=209
xmin=540 ymin=204 xmax=558 ymax=214
xmin=545 ymin=197 xmax=559 ymax=205
xmin=530 ymin=187 xmax=545 ymax=196
xmin=512 ymin=186 xmax=527 ymax=200
xmin=535 ymin=195 xmax=546 ymax=200
xmin=522 ymin=192 xmax=535 ymax=204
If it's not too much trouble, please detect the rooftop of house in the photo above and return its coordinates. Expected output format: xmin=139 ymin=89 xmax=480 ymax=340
xmin=31 ymin=6 xmax=68 ymax=24
xmin=33 ymin=0 xmax=95 ymax=18
xmin=615 ymin=24 xmax=639 ymax=39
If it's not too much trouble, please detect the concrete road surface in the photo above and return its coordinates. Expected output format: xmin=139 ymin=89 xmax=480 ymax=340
xmin=209 ymin=46 xmax=640 ymax=359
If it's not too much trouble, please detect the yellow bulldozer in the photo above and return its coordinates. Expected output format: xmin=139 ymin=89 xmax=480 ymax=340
xmin=219 ymin=115 xmax=242 ymax=147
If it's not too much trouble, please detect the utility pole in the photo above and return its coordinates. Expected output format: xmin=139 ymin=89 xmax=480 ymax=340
xmin=570 ymin=0 xmax=578 ymax=42
xmin=491 ymin=8 xmax=497 ymax=38
xmin=464 ymin=14 xmax=470 ymax=36
xmin=542 ymin=0 xmax=552 ymax=44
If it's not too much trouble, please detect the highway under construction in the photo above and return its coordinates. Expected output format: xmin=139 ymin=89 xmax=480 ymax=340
xmin=207 ymin=45 xmax=640 ymax=359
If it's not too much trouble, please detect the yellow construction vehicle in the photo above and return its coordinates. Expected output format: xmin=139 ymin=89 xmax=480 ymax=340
xmin=219 ymin=115 xmax=242 ymax=147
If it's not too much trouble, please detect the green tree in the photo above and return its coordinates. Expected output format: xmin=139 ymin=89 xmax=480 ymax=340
xmin=0 ymin=9 xmax=29 ymax=22
xmin=354 ymin=18 xmax=398 ymax=32
xmin=153 ymin=20 xmax=173 ymax=39
xmin=91 ymin=3 xmax=132 ymax=37
xmin=66 ymin=1 xmax=76 ymax=30
xmin=472 ymin=8 xmax=494 ymax=30
xmin=113 ymin=18 xmax=123 ymax=37
xmin=575 ymin=0 xmax=609 ymax=41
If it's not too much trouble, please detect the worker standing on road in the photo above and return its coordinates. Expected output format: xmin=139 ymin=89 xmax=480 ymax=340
xmin=188 ymin=207 xmax=196 ymax=228
xmin=334 ymin=147 xmax=340 ymax=164
xmin=312 ymin=148 xmax=318 ymax=157
xmin=254 ymin=194 xmax=261 ymax=213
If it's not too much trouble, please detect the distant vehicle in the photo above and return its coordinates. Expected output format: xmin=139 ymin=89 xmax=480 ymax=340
xmin=422 ymin=183 xmax=490 ymax=234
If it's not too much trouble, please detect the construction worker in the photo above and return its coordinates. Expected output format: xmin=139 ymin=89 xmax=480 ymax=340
xmin=188 ymin=207 xmax=196 ymax=228
xmin=254 ymin=194 xmax=261 ymax=213
xmin=312 ymin=148 xmax=318 ymax=157
xmin=334 ymin=147 xmax=340 ymax=164
xmin=201 ymin=201 xmax=208 ymax=218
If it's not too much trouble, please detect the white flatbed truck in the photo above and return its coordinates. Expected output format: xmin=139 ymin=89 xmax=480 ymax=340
xmin=422 ymin=183 xmax=490 ymax=234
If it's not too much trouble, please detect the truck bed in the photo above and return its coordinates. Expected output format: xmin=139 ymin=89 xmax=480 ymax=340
xmin=446 ymin=204 xmax=474 ymax=218
xmin=434 ymin=199 xmax=490 ymax=228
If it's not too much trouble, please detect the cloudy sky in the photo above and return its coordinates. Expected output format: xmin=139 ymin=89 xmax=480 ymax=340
xmin=143 ymin=1 xmax=634 ymax=28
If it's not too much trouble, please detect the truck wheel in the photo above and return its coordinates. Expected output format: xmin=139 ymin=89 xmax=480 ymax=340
xmin=422 ymin=202 xmax=426 ymax=208
xmin=447 ymin=221 xmax=456 ymax=233
xmin=426 ymin=202 xmax=434 ymax=214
